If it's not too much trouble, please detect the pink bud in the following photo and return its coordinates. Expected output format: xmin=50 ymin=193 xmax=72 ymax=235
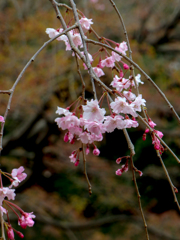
xmin=7 ymin=227 xmax=14 ymax=240
xmin=138 ymin=170 xmax=143 ymax=177
xmin=85 ymin=146 xmax=90 ymax=155
xmin=93 ymin=148 xmax=100 ymax=156
xmin=119 ymin=71 xmax=124 ymax=77
xmin=64 ymin=132 xmax=69 ymax=142
xmin=70 ymin=137 xmax=75 ymax=144
xmin=145 ymin=128 xmax=149 ymax=133
xmin=116 ymin=158 xmax=122 ymax=164
xmin=123 ymin=64 xmax=129 ymax=70
xmin=116 ymin=169 xmax=122 ymax=176
xmin=16 ymin=231 xmax=24 ymax=238
xmin=148 ymin=118 xmax=156 ymax=128
xmin=74 ymin=159 xmax=79 ymax=167
xmin=142 ymin=133 xmax=146 ymax=141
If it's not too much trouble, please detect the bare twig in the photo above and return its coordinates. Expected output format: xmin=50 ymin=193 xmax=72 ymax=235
xmin=82 ymin=143 xmax=92 ymax=195
xmin=130 ymin=154 xmax=150 ymax=240
xmin=156 ymin=151 xmax=180 ymax=211
xmin=74 ymin=54 xmax=86 ymax=100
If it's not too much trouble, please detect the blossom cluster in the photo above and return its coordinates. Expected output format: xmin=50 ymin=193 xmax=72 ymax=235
xmin=47 ymin=13 xmax=162 ymax=177
xmin=143 ymin=118 xmax=164 ymax=153
xmin=47 ymin=14 xmax=148 ymax=176
xmin=55 ymin=78 xmax=146 ymax=170
xmin=0 ymin=167 xmax=35 ymax=239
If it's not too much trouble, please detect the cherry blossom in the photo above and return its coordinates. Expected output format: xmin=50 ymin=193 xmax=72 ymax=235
xmin=79 ymin=17 xmax=93 ymax=32
xmin=112 ymin=50 xmax=122 ymax=62
xmin=11 ymin=166 xmax=27 ymax=182
xmin=82 ymin=99 xmax=106 ymax=122
xmin=84 ymin=121 xmax=106 ymax=135
xmin=148 ymin=118 xmax=156 ymax=128
xmin=130 ymin=94 xmax=146 ymax=112
xmin=110 ymin=75 xmax=131 ymax=92
xmin=0 ymin=188 xmax=15 ymax=205
xmin=56 ymin=107 xmax=71 ymax=116
xmin=18 ymin=212 xmax=35 ymax=229
xmin=123 ymin=91 xmax=136 ymax=101
xmin=132 ymin=74 xmax=144 ymax=87
xmin=93 ymin=67 xmax=105 ymax=77
xmin=104 ymin=115 xmax=124 ymax=132
xmin=0 ymin=116 xmax=4 ymax=122
xmin=110 ymin=97 xmax=138 ymax=117
xmin=115 ymin=41 xmax=128 ymax=55
xmin=100 ymin=56 xmax=115 ymax=68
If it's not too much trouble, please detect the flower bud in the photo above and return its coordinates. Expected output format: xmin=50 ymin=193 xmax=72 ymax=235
xmin=93 ymin=148 xmax=100 ymax=156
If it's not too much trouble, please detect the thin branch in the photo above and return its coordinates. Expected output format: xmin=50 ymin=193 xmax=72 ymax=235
xmin=122 ymin=129 xmax=135 ymax=156
xmin=0 ymin=211 xmax=6 ymax=240
xmin=130 ymin=154 xmax=150 ymax=240
xmin=156 ymin=151 xmax=180 ymax=211
xmin=0 ymin=90 xmax=12 ymax=95
xmin=74 ymin=54 xmax=86 ymax=100
xmin=82 ymin=143 xmax=92 ymax=195
xmin=69 ymin=0 xmax=97 ymax=100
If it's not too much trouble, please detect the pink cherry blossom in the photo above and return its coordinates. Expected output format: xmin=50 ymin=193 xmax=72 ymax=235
xmin=123 ymin=91 xmax=136 ymax=101
xmin=154 ymin=130 xmax=163 ymax=139
xmin=90 ymin=133 xmax=103 ymax=142
xmin=55 ymin=115 xmax=80 ymax=130
xmin=132 ymin=74 xmax=144 ymax=87
xmin=124 ymin=118 xmax=139 ymax=128
xmin=82 ymin=99 xmax=106 ymax=122
xmin=104 ymin=115 xmax=124 ymax=132
xmin=79 ymin=17 xmax=93 ymax=32
xmin=0 ymin=206 xmax=7 ymax=215
xmin=100 ymin=56 xmax=115 ymax=68
xmin=110 ymin=97 xmax=137 ymax=117
xmin=69 ymin=152 xmax=77 ymax=163
xmin=70 ymin=32 xmax=82 ymax=48
xmin=93 ymin=67 xmax=105 ymax=77
xmin=79 ymin=132 xmax=92 ymax=144
xmin=110 ymin=75 xmax=131 ymax=92
xmin=84 ymin=121 xmax=106 ymax=135
xmin=116 ymin=41 xmax=128 ymax=55
xmin=11 ymin=166 xmax=27 ymax=182
xmin=18 ymin=212 xmax=35 ymax=229
xmin=130 ymin=94 xmax=146 ymax=112
xmin=148 ymin=118 xmax=156 ymax=128
xmin=56 ymin=107 xmax=71 ymax=116
xmin=45 ymin=28 xmax=59 ymax=39
xmin=0 ymin=116 xmax=4 ymax=123
xmin=0 ymin=188 xmax=15 ymax=205
xmin=81 ymin=51 xmax=93 ymax=63
xmin=111 ymin=50 xmax=122 ymax=62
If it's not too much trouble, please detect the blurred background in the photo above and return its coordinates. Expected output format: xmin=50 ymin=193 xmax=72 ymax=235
xmin=1 ymin=0 xmax=180 ymax=239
